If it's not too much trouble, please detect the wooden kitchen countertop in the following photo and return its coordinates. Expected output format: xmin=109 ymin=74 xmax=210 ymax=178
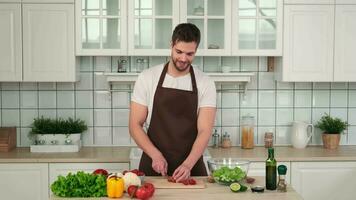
xmin=2 ymin=146 xmax=356 ymax=163
xmin=50 ymin=176 xmax=302 ymax=200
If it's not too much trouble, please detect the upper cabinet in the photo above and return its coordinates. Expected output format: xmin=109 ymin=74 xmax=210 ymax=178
xmin=0 ymin=1 xmax=77 ymax=82
xmin=76 ymin=0 xmax=127 ymax=56
xmin=334 ymin=5 xmax=356 ymax=81
xmin=180 ymin=0 xmax=231 ymax=56
xmin=127 ymin=0 xmax=179 ymax=56
xmin=277 ymin=1 xmax=356 ymax=82
xmin=75 ymin=0 xmax=283 ymax=56
xmin=0 ymin=4 xmax=22 ymax=81
xmin=232 ymin=0 xmax=283 ymax=56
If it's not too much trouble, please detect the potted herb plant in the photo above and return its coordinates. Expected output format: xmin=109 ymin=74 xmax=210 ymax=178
xmin=315 ymin=113 xmax=348 ymax=149
xmin=29 ymin=117 xmax=87 ymax=145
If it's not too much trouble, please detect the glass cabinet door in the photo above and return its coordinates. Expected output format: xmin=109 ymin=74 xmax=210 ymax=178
xmin=232 ymin=0 xmax=282 ymax=56
xmin=76 ymin=0 xmax=127 ymax=55
xmin=180 ymin=0 xmax=231 ymax=56
xmin=128 ymin=0 xmax=179 ymax=55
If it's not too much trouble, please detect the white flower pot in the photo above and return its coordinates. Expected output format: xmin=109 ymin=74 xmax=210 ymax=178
xmin=36 ymin=133 xmax=81 ymax=145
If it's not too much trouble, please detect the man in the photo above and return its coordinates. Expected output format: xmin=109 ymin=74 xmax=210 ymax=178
xmin=129 ymin=23 xmax=216 ymax=182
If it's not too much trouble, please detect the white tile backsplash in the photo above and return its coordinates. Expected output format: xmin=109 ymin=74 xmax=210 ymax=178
xmin=3 ymin=56 xmax=356 ymax=147
xmin=57 ymin=109 xmax=75 ymax=119
xmin=112 ymin=92 xmax=130 ymax=108
xmin=240 ymin=90 xmax=257 ymax=108
xmin=38 ymin=109 xmax=56 ymax=119
xmin=276 ymin=108 xmax=293 ymax=126
xmin=313 ymin=90 xmax=330 ymax=107
xmin=349 ymin=90 xmax=356 ymax=107
xmin=258 ymin=72 xmax=275 ymax=89
xmin=2 ymin=109 xmax=20 ymax=126
xmin=221 ymin=109 xmax=239 ymax=126
xmin=94 ymin=127 xmax=112 ymax=145
xmin=113 ymin=109 xmax=129 ymax=126
xmin=1 ymin=83 xmax=19 ymax=90
xmin=222 ymin=92 xmax=239 ymax=108
xmin=276 ymin=90 xmax=293 ymax=107
xmin=94 ymin=109 xmax=112 ymax=126
xmin=76 ymin=109 xmax=94 ymax=126
xmin=20 ymin=109 xmax=38 ymax=127
xmin=113 ymin=127 xmax=131 ymax=145
xmin=348 ymin=108 xmax=356 ymax=126
xmin=39 ymin=91 xmax=56 ymax=108
xmin=275 ymin=126 xmax=292 ymax=145
xmin=20 ymin=128 xmax=32 ymax=147
xmin=241 ymin=57 xmax=258 ymax=71
xmin=20 ymin=83 xmax=38 ymax=90
xmin=258 ymin=90 xmax=275 ymax=107
xmin=94 ymin=91 xmax=111 ymax=108
xmin=76 ymin=72 xmax=93 ymax=90
xmin=20 ymin=91 xmax=38 ymax=108
xmin=76 ymin=91 xmax=93 ymax=108
xmin=330 ymin=90 xmax=347 ymax=107
xmin=294 ymin=108 xmax=312 ymax=123
xmin=1 ymin=91 xmax=19 ymax=108
xmin=295 ymin=90 xmax=312 ymax=107
xmin=258 ymin=109 xmax=275 ymax=126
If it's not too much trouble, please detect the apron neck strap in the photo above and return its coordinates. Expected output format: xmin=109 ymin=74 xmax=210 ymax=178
xmin=158 ymin=62 xmax=197 ymax=93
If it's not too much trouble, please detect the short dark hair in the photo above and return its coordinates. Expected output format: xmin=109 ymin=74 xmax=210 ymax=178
xmin=171 ymin=23 xmax=201 ymax=47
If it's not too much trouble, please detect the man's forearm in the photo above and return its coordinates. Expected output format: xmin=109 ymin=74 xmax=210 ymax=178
xmin=182 ymin=129 xmax=212 ymax=169
xmin=129 ymin=124 xmax=162 ymax=159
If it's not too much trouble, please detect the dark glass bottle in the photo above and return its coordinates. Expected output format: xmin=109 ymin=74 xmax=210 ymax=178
xmin=266 ymin=147 xmax=277 ymax=190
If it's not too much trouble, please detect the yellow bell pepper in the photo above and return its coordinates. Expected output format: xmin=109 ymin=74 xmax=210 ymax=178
xmin=107 ymin=175 xmax=124 ymax=198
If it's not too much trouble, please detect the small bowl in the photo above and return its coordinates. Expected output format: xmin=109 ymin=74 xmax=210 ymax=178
xmin=207 ymin=158 xmax=250 ymax=185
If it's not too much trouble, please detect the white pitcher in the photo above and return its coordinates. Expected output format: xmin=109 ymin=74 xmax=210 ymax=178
xmin=291 ymin=121 xmax=314 ymax=149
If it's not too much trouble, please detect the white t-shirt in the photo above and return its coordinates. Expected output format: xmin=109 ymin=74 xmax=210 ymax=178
xmin=131 ymin=63 xmax=216 ymax=126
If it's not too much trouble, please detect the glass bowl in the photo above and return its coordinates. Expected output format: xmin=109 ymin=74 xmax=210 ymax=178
xmin=207 ymin=158 xmax=250 ymax=185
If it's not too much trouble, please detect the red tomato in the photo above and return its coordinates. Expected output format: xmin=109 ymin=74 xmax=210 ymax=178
xmin=135 ymin=183 xmax=155 ymax=200
xmin=188 ymin=178 xmax=197 ymax=185
xmin=127 ymin=185 xmax=138 ymax=198
xmin=92 ymin=169 xmax=108 ymax=177
xmin=143 ymin=183 xmax=155 ymax=196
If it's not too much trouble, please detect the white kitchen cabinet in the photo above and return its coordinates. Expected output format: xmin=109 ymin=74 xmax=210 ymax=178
xmin=232 ymin=0 xmax=283 ymax=56
xmin=49 ymin=162 xmax=129 ymax=185
xmin=334 ymin=5 xmax=356 ymax=81
xmin=180 ymin=0 xmax=231 ymax=56
xmin=128 ymin=0 xmax=179 ymax=56
xmin=291 ymin=161 xmax=356 ymax=200
xmin=0 ymin=1 xmax=77 ymax=82
xmin=23 ymin=3 xmax=76 ymax=82
xmin=76 ymin=0 xmax=127 ymax=56
xmin=0 ymin=3 xmax=22 ymax=81
xmin=248 ymin=161 xmax=291 ymax=184
xmin=276 ymin=5 xmax=334 ymax=82
xmin=277 ymin=2 xmax=356 ymax=82
xmin=0 ymin=163 xmax=49 ymax=200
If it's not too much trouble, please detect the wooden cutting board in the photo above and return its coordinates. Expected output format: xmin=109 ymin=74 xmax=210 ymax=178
xmin=144 ymin=177 xmax=206 ymax=189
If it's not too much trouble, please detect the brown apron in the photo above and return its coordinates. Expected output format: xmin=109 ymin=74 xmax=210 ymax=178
xmin=139 ymin=63 xmax=207 ymax=176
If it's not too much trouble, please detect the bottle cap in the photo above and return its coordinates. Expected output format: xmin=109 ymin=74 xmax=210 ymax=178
xmin=278 ymin=165 xmax=287 ymax=175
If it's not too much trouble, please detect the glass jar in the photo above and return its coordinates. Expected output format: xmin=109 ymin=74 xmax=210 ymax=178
xmin=241 ymin=115 xmax=255 ymax=149
xmin=264 ymin=131 xmax=274 ymax=148
xmin=221 ymin=132 xmax=231 ymax=148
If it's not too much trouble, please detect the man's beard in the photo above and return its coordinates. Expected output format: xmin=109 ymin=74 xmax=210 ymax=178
xmin=172 ymin=59 xmax=191 ymax=72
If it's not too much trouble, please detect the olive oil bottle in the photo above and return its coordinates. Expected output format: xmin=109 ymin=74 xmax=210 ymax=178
xmin=266 ymin=147 xmax=277 ymax=190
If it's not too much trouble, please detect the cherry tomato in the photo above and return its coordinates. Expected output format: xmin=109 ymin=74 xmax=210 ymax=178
xmin=92 ymin=169 xmax=108 ymax=177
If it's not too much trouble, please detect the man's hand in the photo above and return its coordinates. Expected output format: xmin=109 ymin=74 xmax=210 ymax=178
xmin=152 ymin=154 xmax=168 ymax=176
xmin=172 ymin=164 xmax=191 ymax=182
